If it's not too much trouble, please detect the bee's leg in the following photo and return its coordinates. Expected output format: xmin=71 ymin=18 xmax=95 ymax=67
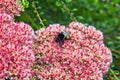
xmin=59 ymin=39 xmax=64 ymax=47
xmin=54 ymin=38 xmax=59 ymax=43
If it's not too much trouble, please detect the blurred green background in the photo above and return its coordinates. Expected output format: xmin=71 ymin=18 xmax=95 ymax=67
xmin=16 ymin=0 xmax=120 ymax=79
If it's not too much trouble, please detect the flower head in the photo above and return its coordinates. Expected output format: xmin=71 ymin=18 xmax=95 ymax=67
xmin=0 ymin=13 xmax=14 ymax=23
xmin=0 ymin=0 xmax=22 ymax=16
xmin=0 ymin=22 xmax=35 ymax=46
xmin=0 ymin=14 xmax=35 ymax=79
xmin=0 ymin=41 xmax=35 ymax=79
xmin=34 ymin=22 xmax=112 ymax=79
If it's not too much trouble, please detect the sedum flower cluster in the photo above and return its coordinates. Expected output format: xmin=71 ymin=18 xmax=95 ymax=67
xmin=0 ymin=5 xmax=35 ymax=80
xmin=0 ymin=0 xmax=112 ymax=80
xmin=0 ymin=0 xmax=22 ymax=16
xmin=34 ymin=22 xmax=112 ymax=80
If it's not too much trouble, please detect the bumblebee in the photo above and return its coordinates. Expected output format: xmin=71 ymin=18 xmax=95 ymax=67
xmin=54 ymin=31 xmax=71 ymax=47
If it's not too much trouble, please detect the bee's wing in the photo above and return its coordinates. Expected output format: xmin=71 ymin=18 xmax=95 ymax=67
xmin=63 ymin=31 xmax=71 ymax=39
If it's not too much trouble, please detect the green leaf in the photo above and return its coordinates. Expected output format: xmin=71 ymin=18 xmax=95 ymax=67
xmin=71 ymin=8 xmax=77 ymax=12
xmin=61 ymin=8 xmax=66 ymax=12
xmin=76 ymin=16 xmax=84 ymax=20
xmin=43 ymin=19 xmax=47 ymax=22
xmin=37 ymin=6 xmax=41 ymax=10
xmin=65 ymin=0 xmax=72 ymax=3
xmin=18 ymin=0 xmax=29 ymax=10
xmin=116 ymin=36 xmax=120 ymax=40
xmin=56 ymin=1 xmax=62 ymax=7
xmin=113 ymin=0 xmax=120 ymax=4
xmin=40 ymin=12 xmax=44 ymax=15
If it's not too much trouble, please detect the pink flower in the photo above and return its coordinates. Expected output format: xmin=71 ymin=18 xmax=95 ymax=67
xmin=0 ymin=22 xmax=35 ymax=46
xmin=0 ymin=42 xmax=35 ymax=79
xmin=0 ymin=13 xmax=14 ymax=23
xmin=0 ymin=13 xmax=35 ymax=79
xmin=34 ymin=22 xmax=112 ymax=79
xmin=69 ymin=22 xmax=112 ymax=74
xmin=0 ymin=0 xmax=22 ymax=16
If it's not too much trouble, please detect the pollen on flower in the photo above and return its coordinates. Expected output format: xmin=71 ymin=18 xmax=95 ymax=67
xmin=0 ymin=13 xmax=14 ymax=23
xmin=33 ymin=22 xmax=112 ymax=80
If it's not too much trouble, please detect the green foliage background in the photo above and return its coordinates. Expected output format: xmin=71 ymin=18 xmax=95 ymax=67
xmin=16 ymin=0 xmax=120 ymax=79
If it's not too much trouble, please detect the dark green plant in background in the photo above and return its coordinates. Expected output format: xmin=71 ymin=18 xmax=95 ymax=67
xmin=16 ymin=0 xmax=120 ymax=79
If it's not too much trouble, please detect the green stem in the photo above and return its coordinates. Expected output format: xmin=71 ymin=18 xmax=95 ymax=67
xmin=62 ymin=1 xmax=77 ymax=22
xmin=32 ymin=0 xmax=46 ymax=27
xmin=22 ymin=0 xmax=25 ymax=5
xmin=24 ymin=11 xmax=39 ymax=30
xmin=109 ymin=68 xmax=119 ymax=80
